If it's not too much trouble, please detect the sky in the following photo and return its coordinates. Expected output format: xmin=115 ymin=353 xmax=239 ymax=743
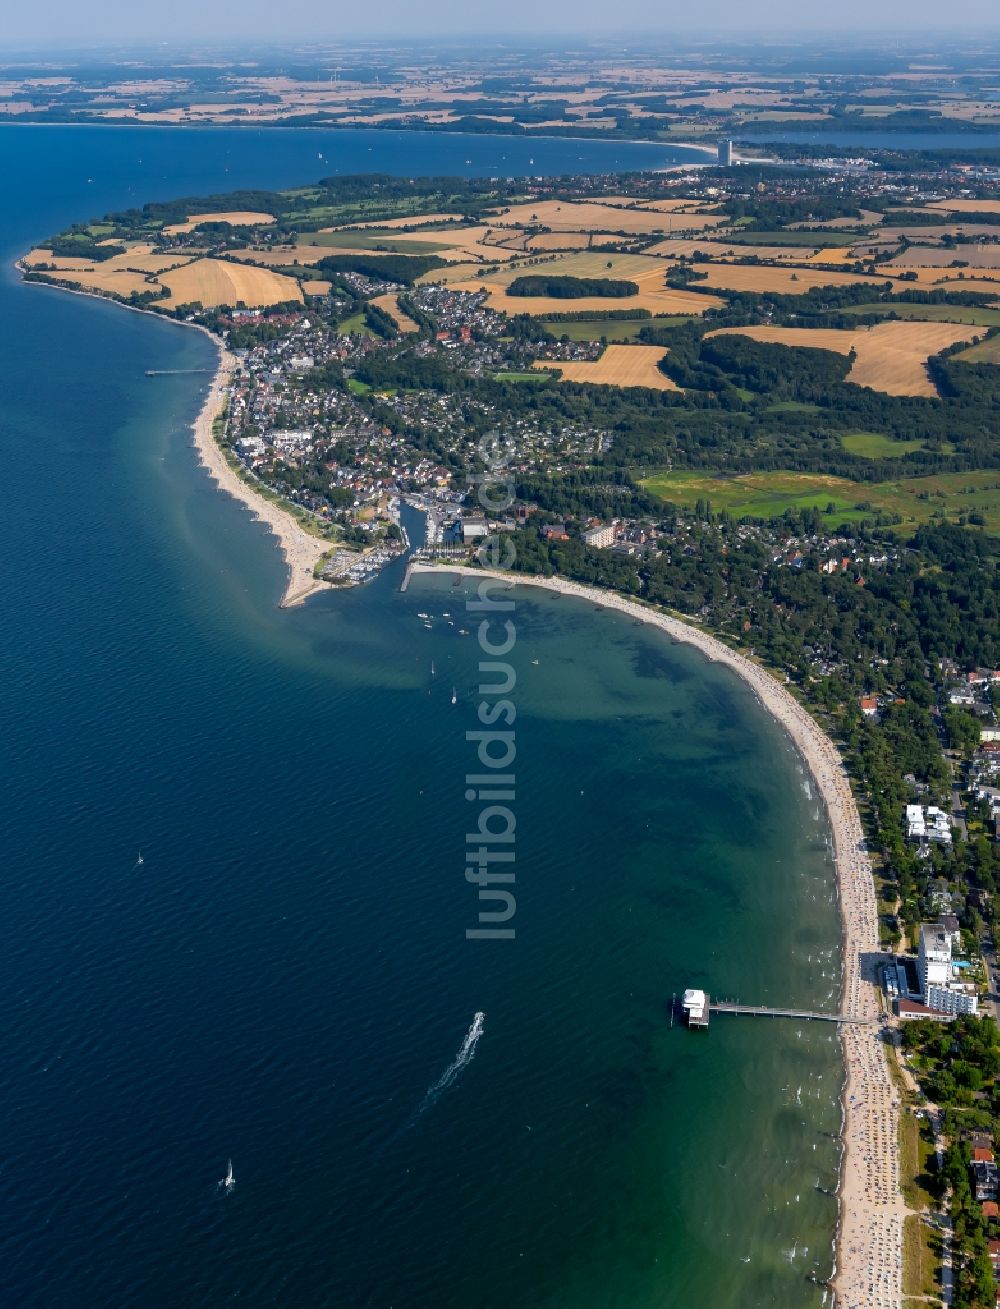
xmin=4 ymin=0 xmax=1000 ymax=46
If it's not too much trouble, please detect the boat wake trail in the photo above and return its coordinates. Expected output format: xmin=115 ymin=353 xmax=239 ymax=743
xmin=378 ymin=1012 xmax=487 ymax=1157
xmin=416 ymin=1012 xmax=485 ymax=1117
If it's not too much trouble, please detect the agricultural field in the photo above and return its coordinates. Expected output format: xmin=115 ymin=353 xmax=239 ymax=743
xmin=925 ymin=199 xmax=1000 ymax=216
xmin=543 ymin=316 xmax=691 ymax=342
xmin=884 ymin=247 xmax=1000 ymax=269
xmin=724 ymin=229 xmax=858 ymax=247
xmin=532 ymin=344 xmax=679 ymax=390
xmin=349 ymin=213 xmax=464 ymax=230
xmin=707 ymin=320 xmax=981 ymax=396
xmin=159 ymin=258 xmax=302 ymax=307
xmin=23 ymin=241 xmax=190 ymax=297
xmin=649 ymin=238 xmax=821 ymax=262
xmin=484 ymin=200 xmax=726 ymax=236
xmin=297 ymin=229 xmax=455 ymax=255
xmin=163 ymin=210 xmax=275 ymax=234
xmin=370 ymin=293 xmax=419 ymax=333
xmin=954 ymin=336 xmax=1000 ymax=364
xmin=694 ymin=263 xmax=903 ymax=297
xmin=525 ymin=231 xmax=622 ymax=252
xmin=434 ymin=250 xmax=723 ymax=317
xmin=230 ymin=244 xmax=331 ymax=266
xmin=838 ymin=302 xmax=1000 ymax=327
xmin=640 ymin=468 xmax=1000 ymax=533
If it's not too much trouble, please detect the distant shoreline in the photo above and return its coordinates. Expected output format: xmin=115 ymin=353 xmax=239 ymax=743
xmin=0 ymin=118 xmax=717 ymax=156
xmin=407 ymin=560 xmax=905 ymax=1307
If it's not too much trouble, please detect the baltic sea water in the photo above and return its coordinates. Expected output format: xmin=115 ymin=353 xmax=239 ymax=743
xmin=0 ymin=124 xmax=842 ymax=1307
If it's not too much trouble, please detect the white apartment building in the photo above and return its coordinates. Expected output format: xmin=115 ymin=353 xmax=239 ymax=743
xmin=583 ymin=523 xmax=616 ymax=549
xmin=925 ymin=983 xmax=978 ymax=1017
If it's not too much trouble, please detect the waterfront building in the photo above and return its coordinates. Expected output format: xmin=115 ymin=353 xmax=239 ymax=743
xmin=905 ymin=803 xmax=952 ymax=845
xmin=461 ymin=515 xmax=489 ymax=542
xmin=681 ymin=988 xmax=709 ymax=1028
xmin=583 ymin=523 xmax=616 ymax=549
xmin=925 ymin=982 xmax=978 ymax=1016
xmin=916 ymin=920 xmax=979 ymax=1016
xmin=717 ymin=139 xmax=734 ymax=167
xmin=918 ymin=922 xmax=954 ymax=993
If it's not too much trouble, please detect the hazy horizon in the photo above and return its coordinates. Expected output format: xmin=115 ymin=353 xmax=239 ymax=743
xmin=4 ymin=1 xmax=1000 ymax=49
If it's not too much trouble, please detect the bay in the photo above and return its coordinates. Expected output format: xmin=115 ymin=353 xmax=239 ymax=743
xmin=0 ymin=124 xmax=840 ymax=1308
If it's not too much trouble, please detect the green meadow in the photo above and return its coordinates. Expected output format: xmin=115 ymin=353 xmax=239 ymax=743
xmin=839 ymin=432 xmax=927 ymax=458
xmin=640 ymin=469 xmax=1000 ymax=532
xmin=839 ymin=302 xmax=1000 ymax=327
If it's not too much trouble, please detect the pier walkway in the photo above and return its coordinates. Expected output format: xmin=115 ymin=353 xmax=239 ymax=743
xmin=145 ymin=369 xmax=215 ymax=377
xmin=710 ymin=1001 xmax=877 ymax=1025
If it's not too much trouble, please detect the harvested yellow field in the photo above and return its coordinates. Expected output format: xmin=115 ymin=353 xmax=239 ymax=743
xmin=228 ymin=244 xmax=327 ymax=266
xmin=708 ymin=325 xmax=857 ymax=354
xmin=883 ymin=247 xmax=1000 ymax=268
xmin=878 ymin=266 xmax=1000 ymax=290
xmin=25 ymin=241 xmax=186 ymax=275
xmin=805 ymin=247 xmax=861 ymax=264
xmin=434 ymin=250 xmax=721 ymax=316
xmin=163 ymin=210 xmax=275 ymax=234
xmin=926 ymin=199 xmax=1000 ymax=215
xmin=53 ymin=267 xmax=160 ymax=297
xmin=301 ymin=279 xmax=332 ymax=295
xmin=652 ymin=240 xmax=823 ymax=263
xmin=708 ymin=320 xmax=981 ymax=396
xmin=387 ymin=224 xmax=520 ymax=262
xmin=633 ymin=198 xmax=722 ymax=213
xmin=526 ymin=231 xmax=594 ymax=251
xmin=470 ymin=282 xmax=717 ymax=316
xmin=342 ymin=213 xmax=464 ymax=230
xmin=532 ymin=344 xmax=679 ymax=390
xmin=486 ymin=200 xmax=726 ymax=235
xmin=24 ymin=248 xmax=98 ymax=269
xmin=159 ymin=259 xmax=302 ymax=308
xmin=695 ymin=264 xmax=899 ymax=296
xmin=371 ymin=292 xmax=419 ymax=333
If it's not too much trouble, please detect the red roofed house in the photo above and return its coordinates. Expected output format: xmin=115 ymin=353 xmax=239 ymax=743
xmin=989 ymin=1238 xmax=1000 ymax=1276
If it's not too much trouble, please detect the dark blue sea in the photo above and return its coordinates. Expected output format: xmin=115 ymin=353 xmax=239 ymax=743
xmin=0 ymin=124 xmax=842 ymax=1307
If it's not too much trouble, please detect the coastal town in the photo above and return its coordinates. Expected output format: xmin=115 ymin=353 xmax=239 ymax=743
xmin=21 ymin=127 xmax=1000 ymax=1307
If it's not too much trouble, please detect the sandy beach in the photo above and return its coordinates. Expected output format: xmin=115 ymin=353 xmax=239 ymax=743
xmin=189 ymin=337 xmax=334 ymax=609
xmin=409 ymin=561 xmax=903 ymax=1307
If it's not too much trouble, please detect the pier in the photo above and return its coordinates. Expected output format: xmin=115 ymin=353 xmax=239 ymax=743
xmin=709 ymin=1001 xmax=876 ymax=1025
xmin=145 ymin=369 xmax=214 ymax=377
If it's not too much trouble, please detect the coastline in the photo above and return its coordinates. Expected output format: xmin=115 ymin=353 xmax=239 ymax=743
xmin=17 ymin=266 xmax=334 ymax=609
xmin=186 ymin=333 xmax=334 ymax=609
xmin=409 ymin=561 xmax=904 ymax=1308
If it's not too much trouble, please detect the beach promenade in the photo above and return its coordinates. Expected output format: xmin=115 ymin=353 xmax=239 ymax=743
xmin=190 ymin=343 xmax=334 ymax=608
xmin=410 ymin=562 xmax=904 ymax=1306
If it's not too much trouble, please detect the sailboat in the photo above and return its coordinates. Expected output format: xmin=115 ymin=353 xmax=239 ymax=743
xmin=431 ymin=660 xmax=436 ymax=676
xmin=221 ymin=1160 xmax=235 ymax=1191
xmin=134 ymin=852 xmax=144 ymax=868
xmin=451 ymin=687 xmax=458 ymax=705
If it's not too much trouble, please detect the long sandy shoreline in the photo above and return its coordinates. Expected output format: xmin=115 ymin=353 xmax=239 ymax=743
xmin=409 ymin=561 xmax=904 ymax=1308
xmin=187 ymin=335 xmax=333 ymax=608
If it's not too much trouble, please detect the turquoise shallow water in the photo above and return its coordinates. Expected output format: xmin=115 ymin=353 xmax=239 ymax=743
xmin=0 ymin=125 xmax=841 ymax=1307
